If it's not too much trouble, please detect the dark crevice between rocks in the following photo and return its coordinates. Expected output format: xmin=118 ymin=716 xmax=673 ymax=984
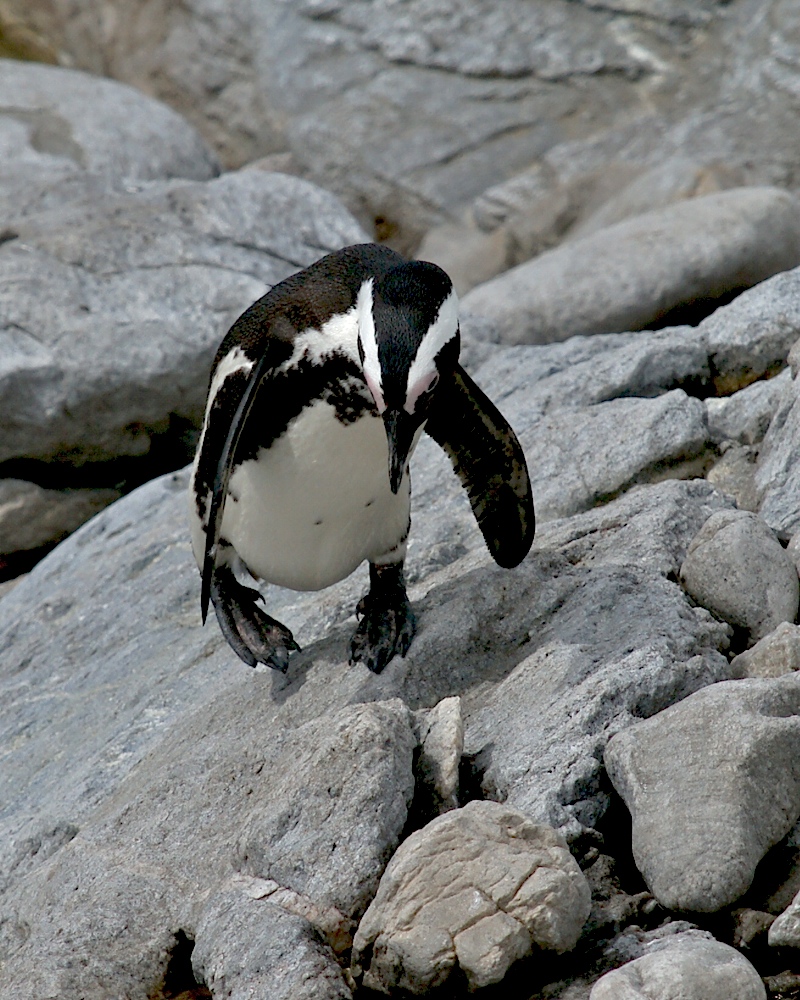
xmin=648 ymin=287 xmax=750 ymax=332
xmin=0 ymin=227 xmax=18 ymax=246
xmin=0 ymin=542 xmax=59 ymax=583
xmin=148 ymin=930 xmax=210 ymax=1000
xmin=0 ymin=415 xmax=199 ymax=494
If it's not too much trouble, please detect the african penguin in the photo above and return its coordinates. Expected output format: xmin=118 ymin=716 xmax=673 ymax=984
xmin=189 ymin=243 xmax=534 ymax=674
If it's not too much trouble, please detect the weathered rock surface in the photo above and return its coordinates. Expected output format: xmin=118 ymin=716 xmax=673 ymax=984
xmin=769 ymin=886 xmax=800 ymax=949
xmin=706 ymin=369 xmax=791 ymax=447
xmin=0 ymin=167 xmax=367 ymax=468
xmin=757 ymin=359 xmax=800 ymax=539
xmin=192 ymin=887 xmax=352 ymax=1000
xmin=0 ymin=478 xmax=119 ymax=553
xmin=605 ymin=675 xmax=800 ymax=912
xmin=679 ymin=509 xmax=799 ymax=643
xmin=351 ymin=801 xmax=591 ymax=994
xmin=414 ymin=695 xmax=463 ymax=814
xmin=11 ymin=0 xmax=800 ymax=255
xmin=590 ymin=930 xmax=767 ymax=1000
xmin=461 ymin=189 xmax=800 ymax=345
xmin=731 ymin=622 xmax=800 ymax=679
xmin=0 ymin=58 xmax=219 ymax=223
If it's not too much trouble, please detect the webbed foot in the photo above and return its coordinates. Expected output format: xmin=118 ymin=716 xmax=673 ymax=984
xmin=210 ymin=565 xmax=300 ymax=672
xmin=350 ymin=561 xmax=416 ymax=674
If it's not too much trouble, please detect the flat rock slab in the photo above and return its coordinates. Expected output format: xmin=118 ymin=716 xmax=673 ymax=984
xmin=351 ymin=800 xmax=591 ymax=994
xmin=590 ymin=930 xmax=766 ymax=1000
xmin=0 ymin=167 xmax=366 ymax=466
xmin=679 ymin=509 xmax=799 ymax=643
xmin=605 ymin=675 xmax=800 ymax=912
xmin=461 ymin=188 xmax=800 ymax=345
xmin=0 ymin=58 xmax=219 ymax=222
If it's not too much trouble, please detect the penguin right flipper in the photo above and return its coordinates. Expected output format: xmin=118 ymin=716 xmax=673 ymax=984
xmin=424 ymin=365 xmax=535 ymax=568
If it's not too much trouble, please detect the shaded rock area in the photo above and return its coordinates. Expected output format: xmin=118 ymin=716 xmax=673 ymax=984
xmin=4 ymin=7 xmax=800 ymax=998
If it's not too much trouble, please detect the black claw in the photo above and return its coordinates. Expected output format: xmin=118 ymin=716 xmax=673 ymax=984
xmin=208 ymin=565 xmax=299 ymax=672
xmin=350 ymin=561 xmax=417 ymax=674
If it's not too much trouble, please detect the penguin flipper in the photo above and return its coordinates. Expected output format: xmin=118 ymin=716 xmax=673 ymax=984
xmin=199 ymin=347 xmax=278 ymax=625
xmin=424 ymin=365 xmax=535 ymax=568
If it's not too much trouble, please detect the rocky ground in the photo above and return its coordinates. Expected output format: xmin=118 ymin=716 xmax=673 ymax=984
xmin=4 ymin=3 xmax=800 ymax=998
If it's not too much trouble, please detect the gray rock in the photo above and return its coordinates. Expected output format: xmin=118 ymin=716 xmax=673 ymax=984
xmin=0 ymin=466 xmax=736 ymax=994
xmin=415 ymin=220 xmax=510 ymax=295
xmin=590 ymin=932 xmax=767 ymax=1000
xmin=414 ymin=696 xmax=463 ymax=813
xmin=769 ymin=887 xmax=800 ymax=949
xmin=0 ymin=58 xmax=219 ymax=223
xmin=461 ymin=188 xmax=800 ymax=345
xmin=757 ymin=365 xmax=800 ymax=538
xmin=731 ymin=622 xmax=800 ymax=679
xmin=351 ymin=801 xmax=591 ymax=994
xmin=236 ymin=699 xmax=416 ymax=917
xmin=679 ymin=509 xmax=799 ymax=642
xmin=192 ymin=885 xmax=352 ymax=1000
xmin=705 ymin=368 xmax=791 ymax=446
xmin=605 ymin=675 xmax=800 ymax=912
xmin=0 ymin=167 xmax=367 ymax=466
xmin=705 ymin=445 xmax=760 ymax=513
xmin=0 ymin=478 xmax=119 ymax=554
xmin=459 ymin=479 xmax=735 ymax=839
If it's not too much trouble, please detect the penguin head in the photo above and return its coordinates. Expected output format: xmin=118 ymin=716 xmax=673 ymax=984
xmin=356 ymin=261 xmax=460 ymax=493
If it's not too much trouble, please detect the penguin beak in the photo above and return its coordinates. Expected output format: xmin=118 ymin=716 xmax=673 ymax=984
xmin=383 ymin=408 xmax=417 ymax=494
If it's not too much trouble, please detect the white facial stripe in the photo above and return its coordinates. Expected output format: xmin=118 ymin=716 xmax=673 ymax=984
xmin=356 ymin=279 xmax=382 ymax=396
xmin=404 ymin=288 xmax=458 ymax=412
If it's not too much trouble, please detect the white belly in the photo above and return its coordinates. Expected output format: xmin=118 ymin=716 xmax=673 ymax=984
xmin=214 ymin=400 xmax=413 ymax=591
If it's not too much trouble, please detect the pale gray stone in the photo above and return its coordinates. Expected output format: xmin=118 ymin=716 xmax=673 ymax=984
xmin=192 ymin=886 xmax=352 ymax=1000
xmin=590 ymin=933 xmax=767 ymax=1000
xmin=731 ymin=622 xmax=800 ymax=679
xmin=705 ymin=368 xmax=791 ymax=446
xmin=0 ymin=167 xmax=367 ymax=465
xmin=679 ymin=509 xmax=799 ymax=642
xmin=769 ymin=886 xmax=800 ymax=948
xmin=415 ymin=696 xmax=463 ymax=813
xmin=0 ymin=58 xmax=219 ymax=223
xmin=0 ymin=479 xmax=119 ymax=553
xmin=461 ymin=189 xmax=800 ymax=345
xmin=757 ymin=366 xmax=800 ymax=538
xmin=605 ymin=675 xmax=800 ymax=912
xmin=415 ymin=220 xmax=510 ymax=295
xmin=351 ymin=801 xmax=591 ymax=994
xmin=705 ymin=445 xmax=759 ymax=513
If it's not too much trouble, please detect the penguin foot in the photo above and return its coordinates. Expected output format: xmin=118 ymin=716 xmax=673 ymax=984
xmin=209 ymin=566 xmax=300 ymax=672
xmin=350 ymin=561 xmax=416 ymax=674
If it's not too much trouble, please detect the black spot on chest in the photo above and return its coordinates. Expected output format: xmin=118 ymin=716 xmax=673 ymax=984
xmin=235 ymin=351 xmax=376 ymax=463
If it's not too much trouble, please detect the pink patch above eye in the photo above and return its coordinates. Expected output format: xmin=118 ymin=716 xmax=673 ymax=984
xmin=405 ymin=371 xmax=438 ymax=414
xmin=365 ymin=372 xmax=386 ymax=413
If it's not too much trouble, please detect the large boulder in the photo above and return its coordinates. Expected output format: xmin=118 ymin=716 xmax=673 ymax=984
xmin=0 ymin=58 xmax=220 ymax=223
xmin=605 ymin=675 xmax=800 ymax=912
xmin=461 ymin=188 xmax=800 ymax=345
xmin=0 ymin=168 xmax=367 ymax=469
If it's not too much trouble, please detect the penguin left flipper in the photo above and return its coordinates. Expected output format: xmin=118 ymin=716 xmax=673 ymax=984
xmin=424 ymin=365 xmax=535 ymax=569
